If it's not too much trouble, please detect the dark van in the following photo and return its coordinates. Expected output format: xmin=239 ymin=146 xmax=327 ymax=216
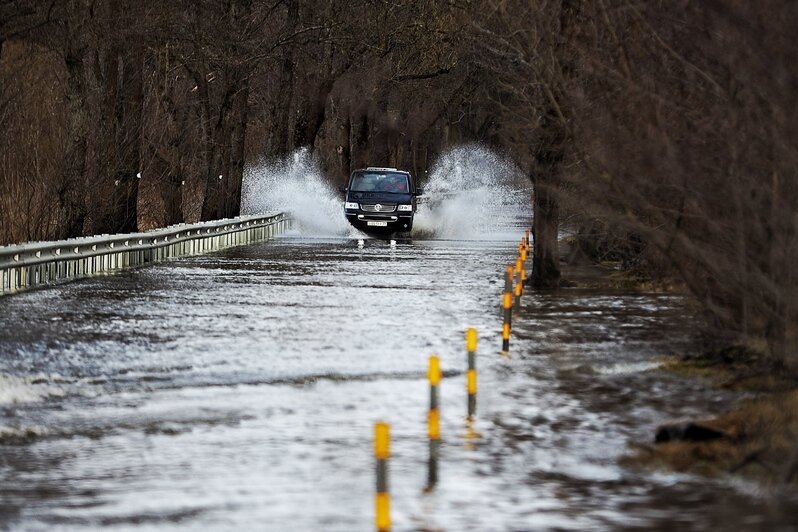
xmin=339 ymin=167 xmax=423 ymax=233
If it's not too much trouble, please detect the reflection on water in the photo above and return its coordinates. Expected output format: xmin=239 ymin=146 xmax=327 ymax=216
xmin=1 ymin=233 xmax=796 ymax=531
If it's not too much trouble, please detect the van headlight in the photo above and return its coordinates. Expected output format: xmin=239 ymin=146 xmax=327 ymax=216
xmin=397 ymin=204 xmax=413 ymax=211
xmin=345 ymin=202 xmax=359 ymax=209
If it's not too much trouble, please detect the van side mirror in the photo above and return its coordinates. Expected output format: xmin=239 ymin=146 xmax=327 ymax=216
xmin=338 ymin=185 xmax=347 ymax=193
xmin=415 ymin=188 xmax=424 ymax=196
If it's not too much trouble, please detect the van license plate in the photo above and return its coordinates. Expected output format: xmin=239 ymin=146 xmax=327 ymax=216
xmin=367 ymin=221 xmax=388 ymax=227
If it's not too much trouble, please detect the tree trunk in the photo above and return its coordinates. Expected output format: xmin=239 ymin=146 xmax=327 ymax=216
xmin=200 ymin=0 xmax=254 ymax=220
xmin=225 ymin=79 xmax=249 ymax=217
xmin=108 ymin=46 xmax=143 ymax=233
xmin=529 ymin=0 xmax=583 ymax=288
xmin=349 ymin=111 xmax=369 ymax=172
xmin=531 ymin=101 xmax=565 ymax=288
xmin=201 ymin=78 xmax=238 ymax=221
xmin=266 ymin=0 xmax=297 ymax=158
xmin=532 ymin=173 xmax=561 ymax=288
xmin=87 ymin=45 xmax=120 ymax=235
xmin=153 ymin=49 xmax=184 ymax=226
xmin=200 ymin=126 xmax=225 ymax=221
xmin=58 ymin=29 xmax=89 ymax=239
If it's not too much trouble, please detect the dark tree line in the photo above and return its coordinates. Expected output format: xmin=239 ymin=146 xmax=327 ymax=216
xmin=0 ymin=0 xmax=482 ymax=240
xmin=471 ymin=0 xmax=797 ymax=365
xmin=1 ymin=0 xmax=796 ymax=366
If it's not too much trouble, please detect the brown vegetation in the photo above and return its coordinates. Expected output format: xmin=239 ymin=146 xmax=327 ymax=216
xmin=628 ymin=350 xmax=798 ymax=484
xmin=1 ymin=0 xmax=484 ymax=238
xmin=472 ymin=1 xmax=797 ymax=366
xmin=628 ymin=390 xmax=798 ymax=483
xmin=562 ymin=1 xmax=798 ymax=367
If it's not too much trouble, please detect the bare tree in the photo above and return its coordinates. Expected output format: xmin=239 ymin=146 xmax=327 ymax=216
xmin=558 ymin=0 xmax=798 ymax=365
xmin=471 ymin=0 xmax=586 ymax=288
xmin=56 ymin=0 xmax=91 ymax=238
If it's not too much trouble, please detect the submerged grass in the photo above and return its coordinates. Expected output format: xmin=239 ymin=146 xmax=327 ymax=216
xmin=661 ymin=345 xmax=797 ymax=392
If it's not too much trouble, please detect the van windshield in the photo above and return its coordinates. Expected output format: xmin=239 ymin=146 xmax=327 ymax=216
xmin=350 ymin=172 xmax=409 ymax=193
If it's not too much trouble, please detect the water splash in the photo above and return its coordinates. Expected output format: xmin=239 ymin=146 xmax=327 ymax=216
xmin=242 ymin=148 xmax=356 ymax=237
xmin=414 ymin=144 xmax=532 ymax=240
xmin=242 ymin=145 xmax=531 ymax=240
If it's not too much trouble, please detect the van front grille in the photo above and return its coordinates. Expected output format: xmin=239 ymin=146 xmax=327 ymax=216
xmin=360 ymin=203 xmax=397 ymax=213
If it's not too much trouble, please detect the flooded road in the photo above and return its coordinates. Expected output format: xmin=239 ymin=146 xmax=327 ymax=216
xmin=2 ymin=231 xmax=797 ymax=530
xmin=2 ymin=147 xmax=797 ymax=530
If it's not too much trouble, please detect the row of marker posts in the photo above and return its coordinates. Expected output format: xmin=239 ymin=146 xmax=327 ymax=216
xmin=373 ymin=329 xmax=479 ymax=531
xmin=373 ymin=230 xmax=530 ymax=530
xmin=503 ymin=230 xmax=530 ymax=354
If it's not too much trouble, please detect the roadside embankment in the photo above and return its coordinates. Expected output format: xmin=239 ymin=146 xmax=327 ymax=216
xmin=558 ymin=249 xmax=798 ymax=486
xmin=628 ymin=347 xmax=798 ymax=485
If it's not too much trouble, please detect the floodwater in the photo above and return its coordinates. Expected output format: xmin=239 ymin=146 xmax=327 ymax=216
xmin=2 ymin=147 xmax=797 ymax=530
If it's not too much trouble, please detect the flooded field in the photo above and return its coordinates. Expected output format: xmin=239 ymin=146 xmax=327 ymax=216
xmin=1 ymin=148 xmax=797 ymax=530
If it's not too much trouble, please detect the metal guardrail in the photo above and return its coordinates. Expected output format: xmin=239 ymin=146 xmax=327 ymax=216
xmin=0 ymin=212 xmax=291 ymax=296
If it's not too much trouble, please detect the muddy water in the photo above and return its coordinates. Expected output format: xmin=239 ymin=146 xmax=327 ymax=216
xmin=1 ymin=233 xmax=797 ymax=531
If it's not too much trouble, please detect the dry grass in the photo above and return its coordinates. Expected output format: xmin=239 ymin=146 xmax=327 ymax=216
xmin=559 ymin=258 xmax=685 ymax=292
xmin=662 ymin=346 xmax=796 ymax=392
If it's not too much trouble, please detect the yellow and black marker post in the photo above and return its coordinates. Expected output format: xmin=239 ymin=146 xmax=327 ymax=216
xmin=465 ymin=328 xmax=478 ymax=418
xmin=502 ymin=266 xmax=514 ymax=353
xmin=375 ymin=422 xmax=391 ymax=531
xmin=520 ymin=254 xmax=528 ymax=279
xmin=513 ymin=256 xmax=524 ymax=311
xmin=426 ymin=356 xmax=441 ymax=490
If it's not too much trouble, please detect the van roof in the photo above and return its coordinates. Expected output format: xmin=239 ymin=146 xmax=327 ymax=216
xmin=364 ymin=167 xmax=403 ymax=172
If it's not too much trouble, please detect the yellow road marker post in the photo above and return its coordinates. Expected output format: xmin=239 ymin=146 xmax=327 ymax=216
xmin=502 ymin=266 xmax=514 ymax=353
xmin=513 ymin=257 xmax=525 ymax=311
xmin=375 ymin=422 xmax=391 ymax=531
xmin=426 ymin=356 xmax=442 ymax=490
xmin=465 ymin=328 xmax=478 ymax=419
